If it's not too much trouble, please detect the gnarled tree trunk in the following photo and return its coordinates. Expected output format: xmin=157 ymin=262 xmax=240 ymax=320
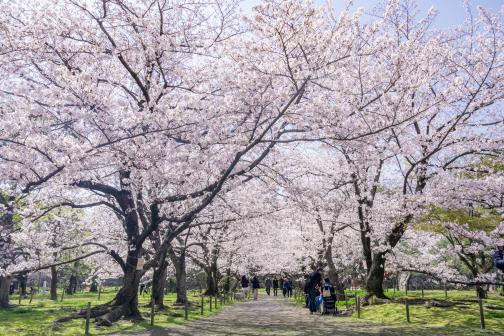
xmin=152 ymin=258 xmax=168 ymax=309
xmin=94 ymin=252 xmax=143 ymax=326
xmin=0 ymin=275 xmax=12 ymax=308
xmin=175 ymin=258 xmax=187 ymax=304
xmin=365 ymin=252 xmax=387 ymax=299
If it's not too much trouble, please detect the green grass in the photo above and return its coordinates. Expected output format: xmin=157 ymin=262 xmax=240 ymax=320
xmin=291 ymin=288 xmax=504 ymax=334
xmin=1 ymin=288 xmax=232 ymax=336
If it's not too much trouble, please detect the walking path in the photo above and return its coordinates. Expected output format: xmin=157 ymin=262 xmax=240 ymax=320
xmin=124 ymin=295 xmax=497 ymax=336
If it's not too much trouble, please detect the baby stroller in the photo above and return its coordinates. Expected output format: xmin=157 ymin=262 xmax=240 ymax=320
xmin=318 ymin=284 xmax=337 ymax=316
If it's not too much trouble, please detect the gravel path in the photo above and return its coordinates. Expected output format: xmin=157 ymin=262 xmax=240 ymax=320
xmin=122 ymin=295 xmax=502 ymax=336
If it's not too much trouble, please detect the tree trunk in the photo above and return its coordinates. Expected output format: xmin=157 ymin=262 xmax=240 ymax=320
xmin=152 ymin=259 xmax=168 ymax=309
xmin=94 ymin=252 xmax=143 ymax=326
xmin=324 ymin=245 xmax=345 ymax=296
xmin=17 ymin=273 xmax=27 ymax=296
xmin=398 ymin=272 xmax=411 ymax=291
xmin=66 ymin=275 xmax=77 ymax=295
xmin=0 ymin=276 xmax=12 ymax=308
xmin=365 ymin=253 xmax=387 ymax=299
xmin=50 ymin=266 xmax=58 ymax=301
xmin=476 ymin=285 xmax=487 ymax=299
xmin=174 ymin=255 xmax=187 ymax=304
xmin=204 ymin=267 xmax=217 ymax=296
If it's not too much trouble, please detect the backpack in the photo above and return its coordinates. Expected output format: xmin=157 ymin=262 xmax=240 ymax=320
xmin=322 ymin=285 xmax=332 ymax=298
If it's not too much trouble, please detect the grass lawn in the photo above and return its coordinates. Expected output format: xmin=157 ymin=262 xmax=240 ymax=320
xmin=292 ymin=288 xmax=504 ymax=334
xmin=1 ymin=288 xmax=231 ymax=336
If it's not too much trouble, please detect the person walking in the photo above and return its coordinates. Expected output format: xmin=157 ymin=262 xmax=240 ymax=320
xmin=241 ymin=275 xmax=250 ymax=299
xmin=273 ymin=277 xmax=279 ymax=296
xmin=282 ymin=278 xmax=291 ymax=298
xmin=265 ymin=277 xmax=272 ymax=296
xmin=251 ymin=275 xmax=260 ymax=300
xmin=288 ymin=278 xmax=294 ymax=297
xmin=308 ymin=269 xmax=323 ymax=314
xmin=303 ymin=274 xmax=310 ymax=307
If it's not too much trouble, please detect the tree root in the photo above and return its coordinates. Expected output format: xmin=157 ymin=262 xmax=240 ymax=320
xmin=54 ymin=303 xmax=142 ymax=327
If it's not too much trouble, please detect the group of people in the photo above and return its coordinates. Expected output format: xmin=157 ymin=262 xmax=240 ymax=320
xmin=303 ymin=269 xmax=336 ymax=314
xmin=240 ymin=275 xmax=294 ymax=300
xmin=240 ymin=275 xmax=261 ymax=300
xmin=239 ymin=270 xmax=337 ymax=315
xmin=264 ymin=276 xmax=293 ymax=297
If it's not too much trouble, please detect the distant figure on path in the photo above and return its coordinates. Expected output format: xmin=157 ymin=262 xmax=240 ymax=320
xmin=252 ymin=275 xmax=260 ymax=300
xmin=282 ymin=278 xmax=292 ymax=298
xmin=288 ymin=278 xmax=294 ymax=297
xmin=265 ymin=277 xmax=272 ymax=296
xmin=308 ymin=269 xmax=323 ymax=314
xmin=241 ymin=275 xmax=250 ymax=299
xmin=273 ymin=277 xmax=279 ymax=296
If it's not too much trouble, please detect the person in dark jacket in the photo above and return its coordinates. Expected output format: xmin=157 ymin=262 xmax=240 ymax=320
xmin=308 ymin=269 xmax=323 ymax=314
xmin=265 ymin=277 xmax=272 ymax=296
xmin=241 ymin=275 xmax=250 ymax=299
xmin=303 ymin=274 xmax=310 ymax=307
xmin=288 ymin=278 xmax=294 ymax=297
xmin=494 ymin=246 xmax=504 ymax=270
xmin=282 ymin=278 xmax=290 ymax=297
xmin=273 ymin=277 xmax=279 ymax=296
xmin=251 ymin=275 xmax=260 ymax=300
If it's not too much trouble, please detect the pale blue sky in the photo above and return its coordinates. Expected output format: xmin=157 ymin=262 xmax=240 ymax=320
xmin=241 ymin=0 xmax=504 ymax=27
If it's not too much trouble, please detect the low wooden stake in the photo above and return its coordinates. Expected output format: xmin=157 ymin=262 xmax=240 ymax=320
xmin=209 ymin=296 xmax=213 ymax=312
xmin=478 ymin=297 xmax=485 ymax=329
xmin=356 ymin=295 xmax=361 ymax=318
xmin=405 ymin=299 xmax=410 ymax=323
xmin=184 ymin=300 xmax=188 ymax=320
xmin=85 ymin=302 xmax=91 ymax=335
xmin=201 ymin=296 xmax=204 ymax=315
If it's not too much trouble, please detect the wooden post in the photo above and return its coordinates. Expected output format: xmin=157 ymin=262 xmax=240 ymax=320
xmin=444 ymin=283 xmax=448 ymax=299
xmin=405 ymin=299 xmax=410 ymax=323
xmin=98 ymin=287 xmax=101 ymax=301
xmin=29 ymin=290 xmax=34 ymax=304
xmin=405 ymin=283 xmax=408 ymax=296
xmin=209 ymin=296 xmax=213 ymax=312
xmin=201 ymin=296 xmax=204 ymax=315
xmin=84 ymin=302 xmax=91 ymax=336
xmin=345 ymin=292 xmax=349 ymax=310
xmin=60 ymin=288 xmax=65 ymax=302
xmin=356 ymin=295 xmax=361 ymax=318
xmin=150 ymin=295 xmax=155 ymax=326
xmin=478 ymin=297 xmax=485 ymax=329
xmin=421 ymin=282 xmax=424 ymax=298
xmin=184 ymin=300 xmax=189 ymax=320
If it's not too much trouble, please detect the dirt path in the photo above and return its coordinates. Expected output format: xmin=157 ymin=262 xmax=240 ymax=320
xmin=123 ymin=295 xmax=500 ymax=336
